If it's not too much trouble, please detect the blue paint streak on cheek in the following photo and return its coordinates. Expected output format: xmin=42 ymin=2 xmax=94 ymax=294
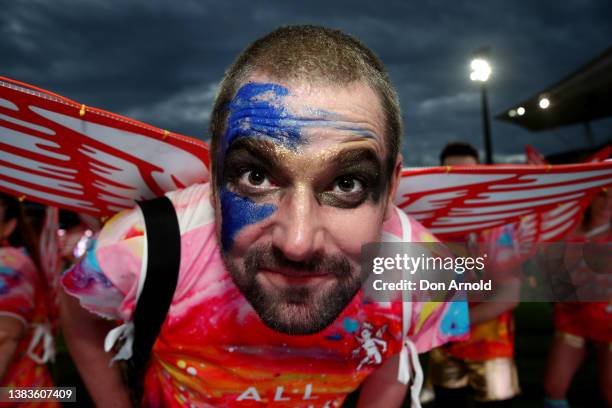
xmin=220 ymin=188 xmax=276 ymax=252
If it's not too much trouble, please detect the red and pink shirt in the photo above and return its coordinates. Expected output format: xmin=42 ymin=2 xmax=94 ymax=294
xmin=62 ymin=183 xmax=468 ymax=407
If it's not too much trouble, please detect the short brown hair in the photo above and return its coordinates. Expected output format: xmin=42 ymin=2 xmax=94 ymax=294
xmin=209 ymin=25 xmax=402 ymax=185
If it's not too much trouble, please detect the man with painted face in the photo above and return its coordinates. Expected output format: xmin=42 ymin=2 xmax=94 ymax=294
xmin=61 ymin=25 xmax=468 ymax=407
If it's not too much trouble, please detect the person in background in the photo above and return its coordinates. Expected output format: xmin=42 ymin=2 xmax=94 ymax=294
xmin=0 ymin=193 xmax=59 ymax=407
xmin=428 ymin=142 xmax=522 ymax=407
xmin=543 ymin=188 xmax=612 ymax=408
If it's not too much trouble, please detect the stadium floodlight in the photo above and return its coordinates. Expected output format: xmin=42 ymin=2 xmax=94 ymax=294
xmin=469 ymin=48 xmax=493 ymax=163
xmin=470 ymin=58 xmax=492 ymax=82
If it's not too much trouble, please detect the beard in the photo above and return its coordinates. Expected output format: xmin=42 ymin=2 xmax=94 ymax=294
xmin=223 ymin=243 xmax=363 ymax=335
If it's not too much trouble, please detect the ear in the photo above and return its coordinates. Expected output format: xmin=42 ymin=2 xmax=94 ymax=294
xmin=383 ymin=154 xmax=403 ymax=221
xmin=1 ymin=218 xmax=17 ymax=242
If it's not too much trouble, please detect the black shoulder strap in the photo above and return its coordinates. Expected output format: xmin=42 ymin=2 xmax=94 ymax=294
xmin=129 ymin=195 xmax=181 ymax=378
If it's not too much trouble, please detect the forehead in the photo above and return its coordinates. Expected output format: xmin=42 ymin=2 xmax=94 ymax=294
xmin=223 ymin=73 xmax=387 ymax=153
xmin=247 ymin=73 xmax=384 ymax=117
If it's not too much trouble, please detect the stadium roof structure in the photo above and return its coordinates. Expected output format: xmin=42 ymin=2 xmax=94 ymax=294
xmin=496 ymin=46 xmax=612 ymax=131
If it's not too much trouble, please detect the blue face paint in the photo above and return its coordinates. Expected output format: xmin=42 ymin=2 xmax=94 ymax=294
xmin=221 ymin=82 xmax=303 ymax=158
xmin=220 ymin=188 xmax=276 ymax=252
xmin=220 ymin=82 xmax=377 ymax=159
xmin=217 ymin=82 xmax=381 ymax=251
xmin=217 ymin=83 xmax=293 ymax=251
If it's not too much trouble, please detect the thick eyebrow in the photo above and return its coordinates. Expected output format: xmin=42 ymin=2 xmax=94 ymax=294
xmin=223 ymin=137 xmax=383 ymax=179
xmin=325 ymin=147 xmax=383 ymax=176
xmin=223 ymin=137 xmax=286 ymax=170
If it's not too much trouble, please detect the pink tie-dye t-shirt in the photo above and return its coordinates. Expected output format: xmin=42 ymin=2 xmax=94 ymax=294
xmin=62 ymin=183 xmax=468 ymax=407
xmin=0 ymin=247 xmax=59 ymax=408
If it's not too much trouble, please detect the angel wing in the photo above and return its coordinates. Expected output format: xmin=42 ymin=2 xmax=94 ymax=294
xmin=0 ymin=76 xmax=210 ymax=217
xmin=375 ymin=324 xmax=388 ymax=339
xmin=516 ymin=144 xmax=612 ymax=243
xmin=396 ymin=163 xmax=612 ymax=239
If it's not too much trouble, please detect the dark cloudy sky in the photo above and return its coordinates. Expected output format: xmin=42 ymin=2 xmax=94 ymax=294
xmin=3 ymin=0 xmax=611 ymax=165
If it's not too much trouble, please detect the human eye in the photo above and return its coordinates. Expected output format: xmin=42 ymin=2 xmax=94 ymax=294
xmin=331 ymin=176 xmax=364 ymax=194
xmin=319 ymin=174 xmax=369 ymax=208
xmin=232 ymin=167 xmax=276 ymax=195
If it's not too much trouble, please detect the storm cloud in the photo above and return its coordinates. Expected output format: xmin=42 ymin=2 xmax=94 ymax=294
xmin=2 ymin=0 xmax=611 ymax=165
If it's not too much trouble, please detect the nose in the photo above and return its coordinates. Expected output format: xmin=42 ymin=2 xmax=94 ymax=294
xmin=271 ymin=185 xmax=323 ymax=261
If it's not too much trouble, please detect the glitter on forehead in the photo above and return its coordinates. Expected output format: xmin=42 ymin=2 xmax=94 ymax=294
xmin=251 ymin=89 xmax=285 ymax=107
xmin=222 ymin=82 xmax=380 ymax=158
xmin=222 ymin=82 xmax=303 ymax=156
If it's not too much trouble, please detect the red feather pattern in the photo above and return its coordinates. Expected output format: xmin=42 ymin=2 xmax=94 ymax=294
xmin=0 ymin=76 xmax=210 ymax=216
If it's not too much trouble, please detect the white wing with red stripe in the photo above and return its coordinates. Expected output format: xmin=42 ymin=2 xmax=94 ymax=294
xmin=396 ymin=164 xmax=612 ymax=239
xmin=0 ymin=77 xmax=210 ymax=217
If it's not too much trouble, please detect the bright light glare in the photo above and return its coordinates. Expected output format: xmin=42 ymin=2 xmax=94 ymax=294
xmin=470 ymin=58 xmax=492 ymax=82
xmin=509 ymin=109 xmax=517 ymax=117
xmin=517 ymin=106 xmax=525 ymax=116
xmin=539 ymin=97 xmax=550 ymax=109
